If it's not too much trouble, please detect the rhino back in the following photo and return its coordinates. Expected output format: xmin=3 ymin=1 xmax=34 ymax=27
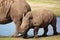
xmin=10 ymin=0 xmax=31 ymax=20
xmin=31 ymin=9 xmax=55 ymax=26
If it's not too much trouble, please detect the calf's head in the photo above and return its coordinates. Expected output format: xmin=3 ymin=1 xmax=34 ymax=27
xmin=19 ymin=12 xmax=32 ymax=34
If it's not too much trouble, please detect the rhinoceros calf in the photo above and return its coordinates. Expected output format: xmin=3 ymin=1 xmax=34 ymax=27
xmin=0 ymin=0 xmax=31 ymax=37
xmin=20 ymin=9 xmax=57 ymax=38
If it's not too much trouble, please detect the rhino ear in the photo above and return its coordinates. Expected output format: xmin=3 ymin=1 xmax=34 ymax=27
xmin=26 ymin=12 xmax=33 ymax=20
xmin=25 ymin=12 xmax=33 ymax=20
xmin=28 ymin=14 xmax=33 ymax=21
xmin=29 ymin=15 xmax=33 ymax=20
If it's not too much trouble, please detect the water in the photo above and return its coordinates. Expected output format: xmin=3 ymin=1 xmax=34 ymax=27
xmin=0 ymin=17 xmax=60 ymax=36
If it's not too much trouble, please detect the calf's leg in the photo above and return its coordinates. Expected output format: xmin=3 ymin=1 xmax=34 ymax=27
xmin=22 ymin=28 xmax=30 ymax=38
xmin=34 ymin=27 xmax=39 ymax=38
xmin=42 ymin=27 xmax=48 ymax=36
xmin=50 ymin=17 xmax=58 ymax=35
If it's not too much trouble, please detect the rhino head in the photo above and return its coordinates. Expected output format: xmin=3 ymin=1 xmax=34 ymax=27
xmin=19 ymin=12 xmax=33 ymax=35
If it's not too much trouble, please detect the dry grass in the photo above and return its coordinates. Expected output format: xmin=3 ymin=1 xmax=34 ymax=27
xmin=26 ymin=0 xmax=60 ymax=17
xmin=0 ymin=35 xmax=60 ymax=40
xmin=14 ymin=35 xmax=60 ymax=40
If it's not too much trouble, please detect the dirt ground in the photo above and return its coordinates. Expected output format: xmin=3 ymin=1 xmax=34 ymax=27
xmin=13 ymin=35 xmax=60 ymax=40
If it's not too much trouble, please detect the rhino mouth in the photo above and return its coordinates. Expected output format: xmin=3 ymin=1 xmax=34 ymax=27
xmin=19 ymin=30 xmax=26 ymax=34
xmin=20 ymin=28 xmax=28 ymax=35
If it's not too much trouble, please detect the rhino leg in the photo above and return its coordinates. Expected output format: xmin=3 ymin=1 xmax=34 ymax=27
xmin=22 ymin=33 xmax=27 ymax=38
xmin=34 ymin=27 xmax=39 ymax=38
xmin=22 ymin=28 xmax=30 ymax=38
xmin=42 ymin=26 xmax=48 ymax=36
xmin=12 ymin=19 xmax=21 ymax=37
xmin=50 ymin=17 xmax=58 ymax=35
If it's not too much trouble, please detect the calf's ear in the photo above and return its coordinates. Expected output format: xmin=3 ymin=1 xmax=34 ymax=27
xmin=29 ymin=15 xmax=33 ymax=20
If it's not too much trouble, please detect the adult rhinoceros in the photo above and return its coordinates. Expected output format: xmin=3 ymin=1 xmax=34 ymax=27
xmin=0 ymin=0 xmax=31 ymax=37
